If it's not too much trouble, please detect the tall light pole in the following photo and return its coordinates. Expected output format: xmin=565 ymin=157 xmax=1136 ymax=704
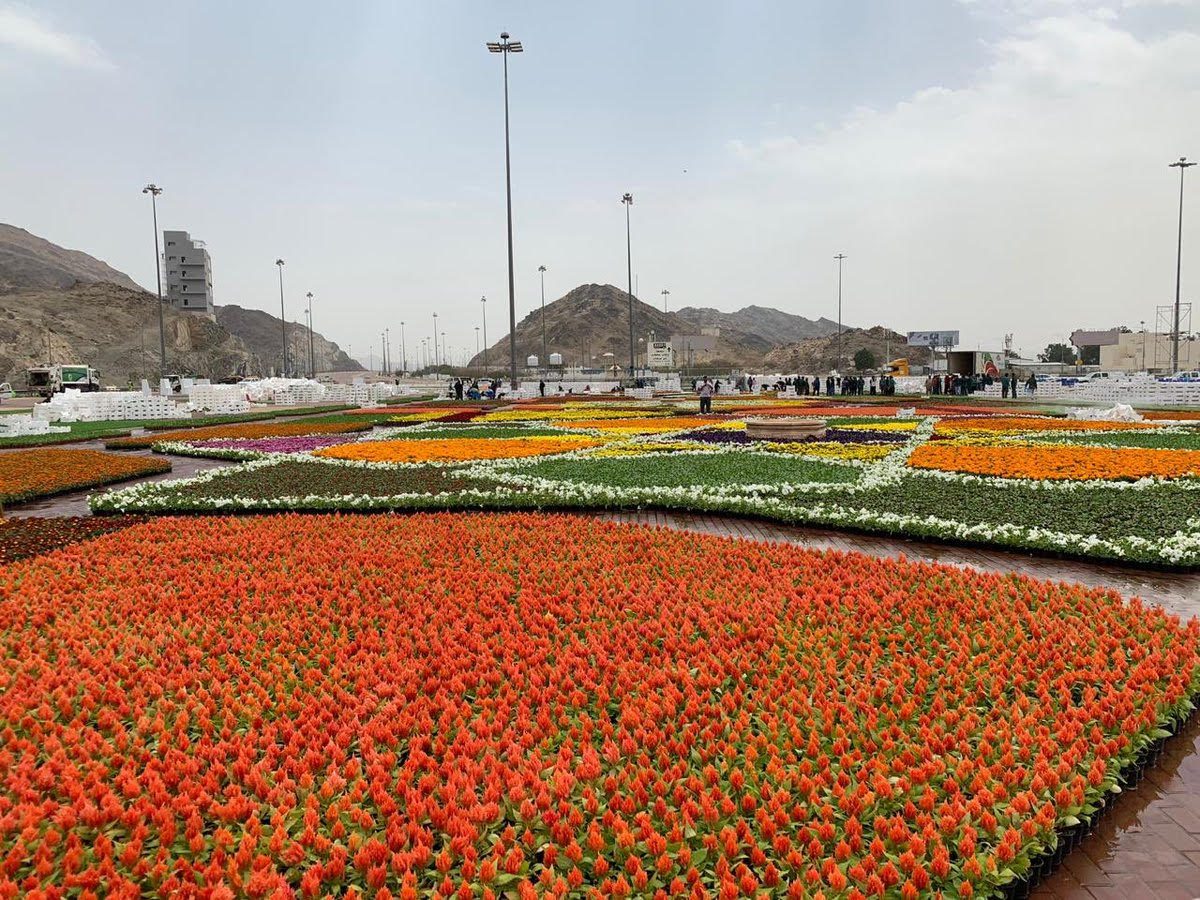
xmin=834 ymin=253 xmax=847 ymax=373
xmin=432 ymin=311 xmax=439 ymax=374
xmin=661 ymin=288 xmax=670 ymax=313
xmin=538 ymin=264 xmax=548 ymax=366
xmin=400 ymin=321 xmax=407 ymax=374
xmin=142 ymin=184 xmax=167 ymax=381
xmin=304 ymin=307 xmax=312 ymax=377
xmin=622 ymin=192 xmax=635 ymax=379
xmin=385 ymin=326 xmax=391 ymax=375
xmin=275 ymin=259 xmax=287 ymax=377
xmin=441 ymin=331 xmax=447 ymax=372
xmin=1169 ymin=157 xmax=1195 ymax=374
xmin=487 ymin=31 xmax=523 ymax=389
xmin=481 ymin=295 xmax=489 ymax=375
xmin=475 ymin=326 xmax=480 ymax=361
xmin=1140 ymin=319 xmax=1147 ymax=372
xmin=306 ymin=292 xmax=315 ymax=378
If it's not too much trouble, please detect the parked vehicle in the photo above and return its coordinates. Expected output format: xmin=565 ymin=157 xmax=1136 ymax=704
xmin=25 ymin=364 xmax=102 ymax=398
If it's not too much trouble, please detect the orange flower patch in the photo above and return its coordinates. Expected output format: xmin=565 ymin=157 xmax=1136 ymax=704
xmin=1141 ymin=410 xmax=1200 ymax=421
xmin=935 ymin=416 xmax=1155 ymax=436
xmin=315 ymin=434 xmax=602 ymax=463
xmin=909 ymin=441 xmax=1200 ymax=480
xmin=106 ymin=420 xmax=370 ymax=450
xmin=0 ymin=448 xmax=170 ymax=504
xmin=0 ymin=512 xmax=1194 ymax=896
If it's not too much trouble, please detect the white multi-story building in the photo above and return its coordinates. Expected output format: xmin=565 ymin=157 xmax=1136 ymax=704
xmin=162 ymin=230 xmax=214 ymax=318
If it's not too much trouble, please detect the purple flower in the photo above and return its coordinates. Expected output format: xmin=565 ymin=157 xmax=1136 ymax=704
xmin=678 ymin=428 xmax=903 ymax=446
xmin=196 ymin=435 xmax=356 ymax=453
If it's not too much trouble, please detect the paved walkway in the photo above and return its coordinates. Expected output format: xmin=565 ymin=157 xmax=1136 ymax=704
xmin=596 ymin=511 xmax=1200 ymax=898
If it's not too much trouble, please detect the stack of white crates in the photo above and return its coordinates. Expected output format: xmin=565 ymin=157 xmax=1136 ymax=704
xmin=33 ymin=390 xmax=186 ymax=422
xmin=0 ymin=415 xmax=69 ymax=437
xmin=188 ymin=385 xmax=252 ymax=415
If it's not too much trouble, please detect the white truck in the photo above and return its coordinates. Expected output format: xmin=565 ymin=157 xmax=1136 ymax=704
xmin=25 ymin=364 xmax=102 ymax=398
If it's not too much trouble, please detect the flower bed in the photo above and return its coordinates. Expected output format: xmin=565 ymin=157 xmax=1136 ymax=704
xmin=105 ymin=420 xmax=371 ymax=450
xmin=0 ymin=515 xmax=147 ymax=563
xmin=0 ymin=513 xmax=1195 ymax=897
xmin=0 ymin=448 xmax=170 ymax=504
xmin=910 ymin=442 xmax=1200 ymax=481
xmin=187 ymin=434 xmax=360 ymax=456
xmin=934 ymin=416 xmax=1154 ymax=436
xmin=316 ymin=435 xmax=604 ymax=464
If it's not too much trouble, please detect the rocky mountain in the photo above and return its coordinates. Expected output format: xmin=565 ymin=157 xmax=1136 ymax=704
xmin=674 ymin=305 xmax=841 ymax=345
xmin=763 ymin=326 xmax=931 ymax=373
xmin=215 ymin=305 xmax=359 ymax=377
xmin=0 ymin=224 xmax=142 ymax=293
xmin=0 ymin=283 xmax=259 ymax=386
xmin=0 ymin=225 xmax=361 ymax=386
xmin=467 ymin=284 xmax=778 ymax=370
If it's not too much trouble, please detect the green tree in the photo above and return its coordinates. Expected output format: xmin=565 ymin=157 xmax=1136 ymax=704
xmin=1038 ymin=343 xmax=1076 ymax=364
xmin=853 ymin=348 xmax=877 ymax=370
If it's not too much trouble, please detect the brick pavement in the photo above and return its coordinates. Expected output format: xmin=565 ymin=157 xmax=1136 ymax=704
xmin=594 ymin=510 xmax=1200 ymax=898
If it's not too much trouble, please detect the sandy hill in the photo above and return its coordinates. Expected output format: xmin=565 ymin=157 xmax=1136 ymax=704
xmin=468 ymin=283 xmax=778 ymax=370
xmin=674 ymin=304 xmax=841 ymax=345
xmin=215 ymin=305 xmax=359 ymax=377
xmin=763 ymin=325 xmax=931 ymax=373
xmin=0 ymin=225 xmax=361 ymax=386
xmin=0 ymin=224 xmax=142 ymax=293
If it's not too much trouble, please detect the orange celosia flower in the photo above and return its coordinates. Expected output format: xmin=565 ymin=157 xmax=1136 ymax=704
xmin=107 ymin=421 xmax=369 ymax=450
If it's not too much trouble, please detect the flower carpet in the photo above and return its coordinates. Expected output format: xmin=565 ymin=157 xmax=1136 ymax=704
xmin=1 ymin=512 xmax=1196 ymax=897
xmin=91 ymin=399 xmax=1200 ymax=567
xmin=0 ymin=448 xmax=170 ymax=505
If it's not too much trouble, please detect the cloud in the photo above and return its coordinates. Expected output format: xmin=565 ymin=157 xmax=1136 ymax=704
xmin=722 ymin=9 xmax=1200 ymax=352
xmin=0 ymin=4 xmax=112 ymax=70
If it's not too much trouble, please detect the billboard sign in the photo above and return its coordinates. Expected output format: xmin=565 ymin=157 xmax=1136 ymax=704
xmin=1070 ymin=328 xmax=1120 ymax=348
xmin=906 ymin=330 xmax=960 ymax=348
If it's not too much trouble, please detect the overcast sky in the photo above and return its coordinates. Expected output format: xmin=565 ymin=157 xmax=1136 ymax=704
xmin=2 ymin=0 xmax=1198 ymax=364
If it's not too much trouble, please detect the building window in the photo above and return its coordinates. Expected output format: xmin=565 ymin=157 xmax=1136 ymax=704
xmin=167 ymin=241 xmax=175 ymax=246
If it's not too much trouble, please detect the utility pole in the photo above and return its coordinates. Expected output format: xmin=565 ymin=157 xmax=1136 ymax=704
xmin=400 ymin=321 xmax=407 ymax=374
xmin=487 ymin=31 xmax=524 ymax=389
xmin=481 ymin=296 xmax=489 ymax=375
xmin=306 ymin=292 xmax=315 ymax=378
xmin=834 ymin=253 xmax=847 ymax=373
xmin=538 ymin=264 xmax=548 ymax=366
xmin=622 ymin=193 xmax=635 ymax=380
xmin=142 ymin=184 xmax=167 ymax=381
xmin=1169 ymin=157 xmax=1196 ymax=373
xmin=275 ymin=259 xmax=287 ymax=377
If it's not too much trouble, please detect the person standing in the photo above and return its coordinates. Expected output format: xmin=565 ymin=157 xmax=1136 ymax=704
xmin=539 ymin=379 xmax=546 ymax=397
xmin=698 ymin=376 xmax=714 ymax=414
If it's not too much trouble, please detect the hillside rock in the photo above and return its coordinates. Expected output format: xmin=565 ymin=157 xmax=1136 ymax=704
xmin=0 ymin=224 xmax=142 ymax=293
xmin=763 ymin=326 xmax=931 ymax=374
xmin=674 ymin=305 xmax=841 ymax=345
xmin=216 ymin=305 xmax=360 ymax=376
xmin=467 ymin=283 xmax=776 ymax=371
xmin=0 ymin=283 xmax=258 ymax=386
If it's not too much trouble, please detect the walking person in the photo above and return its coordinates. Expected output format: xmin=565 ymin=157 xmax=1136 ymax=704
xmin=698 ymin=376 xmax=714 ymax=414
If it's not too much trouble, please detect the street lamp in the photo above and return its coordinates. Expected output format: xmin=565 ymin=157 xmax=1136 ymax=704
xmin=538 ymin=264 xmax=548 ymax=366
xmin=142 ymin=184 xmax=167 ymax=381
xmin=306 ymin=292 xmax=315 ymax=378
xmin=475 ymin=325 xmax=480 ymax=361
xmin=400 ymin=321 xmax=407 ymax=374
xmin=432 ymin=311 xmax=439 ymax=375
xmin=275 ymin=259 xmax=287 ymax=377
xmin=1169 ymin=157 xmax=1196 ymax=374
xmin=622 ymin=192 xmax=634 ymax=379
xmin=481 ymin=296 xmax=489 ymax=375
xmin=834 ymin=253 xmax=847 ymax=373
xmin=487 ymin=31 xmax=523 ymax=390
xmin=661 ymin=288 xmax=670 ymax=313
xmin=385 ymin=326 xmax=391 ymax=375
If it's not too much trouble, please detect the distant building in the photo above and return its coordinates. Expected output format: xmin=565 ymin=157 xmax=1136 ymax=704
xmin=162 ymin=230 xmax=214 ymax=318
xmin=1098 ymin=331 xmax=1199 ymax=373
